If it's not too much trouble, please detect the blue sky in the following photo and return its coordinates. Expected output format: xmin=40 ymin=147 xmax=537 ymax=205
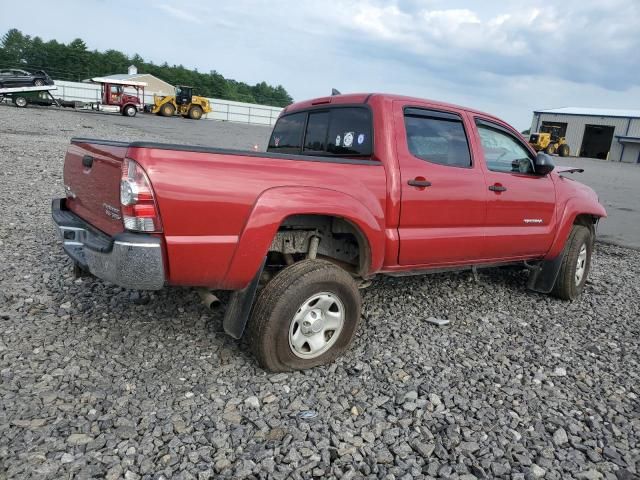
xmin=2 ymin=0 xmax=639 ymax=129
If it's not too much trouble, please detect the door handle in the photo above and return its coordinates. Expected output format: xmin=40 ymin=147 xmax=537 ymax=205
xmin=489 ymin=184 xmax=507 ymax=192
xmin=408 ymin=179 xmax=432 ymax=188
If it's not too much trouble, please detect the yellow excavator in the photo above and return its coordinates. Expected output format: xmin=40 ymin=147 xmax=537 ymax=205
xmin=529 ymin=124 xmax=570 ymax=157
xmin=149 ymin=85 xmax=212 ymax=120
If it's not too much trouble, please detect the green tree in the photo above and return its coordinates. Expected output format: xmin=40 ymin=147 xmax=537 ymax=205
xmin=0 ymin=28 xmax=294 ymax=107
xmin=0 ymin=28 xmax=28 ymax=65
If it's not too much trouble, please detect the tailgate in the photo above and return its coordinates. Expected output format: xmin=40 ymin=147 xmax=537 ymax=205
xmin=63 ymin=139 xmax=128 ymax=236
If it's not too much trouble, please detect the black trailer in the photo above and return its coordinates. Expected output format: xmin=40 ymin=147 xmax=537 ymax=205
xmin=0 ymin=85 xmax=62 ymax=108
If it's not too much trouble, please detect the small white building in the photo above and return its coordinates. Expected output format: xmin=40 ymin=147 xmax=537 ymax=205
xmin=84 ymin=65 xmax=175 ymax=96
xmin=530 ymin=107 xmax=640 ymax=163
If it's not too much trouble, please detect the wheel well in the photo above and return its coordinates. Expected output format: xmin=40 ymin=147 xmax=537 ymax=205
xmin=574 ymin=214 xmax=597 ymax=237
xmin=268 ymin=215 xmax=370 ymax=277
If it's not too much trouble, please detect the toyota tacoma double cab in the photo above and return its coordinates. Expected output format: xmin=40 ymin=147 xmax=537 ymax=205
xmin=52 ymin=93 xmax=606 ymax=371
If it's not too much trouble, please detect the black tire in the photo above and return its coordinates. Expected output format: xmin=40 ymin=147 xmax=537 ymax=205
xmin=34 ymin=78 xmax=45 ymax=86
xmin=161 ymin=103 xmax=175 ymax=117
xmin=13 ymin=96 xmax=28 ymax=108
xmin=248 ymin=259 xmax=362 ymax=372
xmin=559 ymin=144 xmax=570 ymax=157
xmin=552 ymin=225 xmax=593 ymax=300
xmin=545 ymin=144 xmax=556 ymax=155
xmin=188 ymin=105 xmax=203 ymax=120
xmin=122 ymin=105 xmax=137 ymax=117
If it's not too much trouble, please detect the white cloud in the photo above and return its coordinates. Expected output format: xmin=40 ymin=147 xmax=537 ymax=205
xmin=343 ymin=3 xmax=547 ymax=56
xmin=2 ymin=0 xmax=638 ymax=129
xmin=335 ymin=0 xmax=639 ymax=89
xmin=156 ymin=4 xmax=203 ymax=24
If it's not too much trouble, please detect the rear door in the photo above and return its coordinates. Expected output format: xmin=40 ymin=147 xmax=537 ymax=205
xmin=472 ymin=118 xmax=556 ymax=259
xmin=395 ymin=103 xmax=487 ymax=266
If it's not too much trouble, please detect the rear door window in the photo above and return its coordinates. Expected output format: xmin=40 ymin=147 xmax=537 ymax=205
xmin=404 ymin=109 xmax=471 ymax=167
xmin=268 ymin=112 xmax=305 ymax=154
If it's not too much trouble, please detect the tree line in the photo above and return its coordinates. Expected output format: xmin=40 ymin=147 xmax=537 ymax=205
xmin=0 ymin=29 xmax=293 ymax=107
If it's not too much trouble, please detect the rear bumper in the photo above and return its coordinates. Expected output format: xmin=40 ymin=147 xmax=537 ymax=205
xmin=51 ymin=198 xmax=165 ymax=290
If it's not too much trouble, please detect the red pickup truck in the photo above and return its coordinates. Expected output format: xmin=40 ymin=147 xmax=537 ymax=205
xmin=52 ymin=93 xmax=606 ymax=371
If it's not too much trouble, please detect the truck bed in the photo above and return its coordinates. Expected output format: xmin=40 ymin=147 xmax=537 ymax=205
xmin=63 ymin=138 xmax=388 ymax=289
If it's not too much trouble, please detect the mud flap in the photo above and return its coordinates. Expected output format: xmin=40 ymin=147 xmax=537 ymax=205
xmin=526 ymin=251 xmax=565 ymax=294
xmin=223 ymin=257 xmax=266 ymax=339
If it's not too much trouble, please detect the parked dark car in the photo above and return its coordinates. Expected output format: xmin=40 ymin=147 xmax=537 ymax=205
xmin=0 ymin=69 xmax=53 ymax=88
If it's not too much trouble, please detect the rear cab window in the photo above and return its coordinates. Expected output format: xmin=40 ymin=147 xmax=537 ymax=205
xmin=304 ymin=111 xmax=329 ymax=153
xmin=268 ymin=112 xmax=305 ymax=154
xmin=268 ymin=107 xmax=373 ymax=158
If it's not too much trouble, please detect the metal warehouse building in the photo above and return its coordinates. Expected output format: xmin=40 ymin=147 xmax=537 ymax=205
xmin=530 ymin=107 xmax=640 ymax=163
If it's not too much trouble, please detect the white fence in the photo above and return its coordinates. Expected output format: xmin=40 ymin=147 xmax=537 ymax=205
xmin=53 ymin=80 xmax=283 ymax=126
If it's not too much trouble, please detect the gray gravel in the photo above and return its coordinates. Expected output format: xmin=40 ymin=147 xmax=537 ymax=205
xmin=1 ymin=105 xmax=639 ymax=479
xmin=551 ymin=156 xmax=640 ymax=250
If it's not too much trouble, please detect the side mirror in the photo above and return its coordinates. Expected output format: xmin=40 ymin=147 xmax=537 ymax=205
xmin=534 ymin=152 xmax=555 ymax=175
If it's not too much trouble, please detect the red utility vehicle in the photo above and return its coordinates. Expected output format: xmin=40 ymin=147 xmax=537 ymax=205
xmin=52 ymin=93 xmax=606 ymax=371
xmin=89 ymin=77 xmax=146 ymax=117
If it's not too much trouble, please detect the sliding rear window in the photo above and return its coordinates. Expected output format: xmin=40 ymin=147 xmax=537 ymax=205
xmin=268 ymin=107 xmax=373 ymax=157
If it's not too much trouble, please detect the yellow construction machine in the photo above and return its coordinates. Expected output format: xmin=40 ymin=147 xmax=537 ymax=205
xmin=528 ymin=124 xmax=570 ymax=157
xmin=149 ymin=85 xmax=211 ymax=120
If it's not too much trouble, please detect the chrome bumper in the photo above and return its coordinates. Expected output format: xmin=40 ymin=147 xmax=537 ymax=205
xmin=51 ymin=198 xmax=165 ymax=290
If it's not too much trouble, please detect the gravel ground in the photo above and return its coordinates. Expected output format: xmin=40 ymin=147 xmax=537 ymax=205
xmin=1 ymin=105 xmax=639 ymax=480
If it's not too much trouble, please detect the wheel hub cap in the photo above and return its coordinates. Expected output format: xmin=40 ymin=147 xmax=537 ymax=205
xmin=301 ymin=310 xmax=324 ymax=335
xmin=575 ymin=243 xmax=587 ymax=285
xmin=288 ymin=292 xmax=345 ymax=359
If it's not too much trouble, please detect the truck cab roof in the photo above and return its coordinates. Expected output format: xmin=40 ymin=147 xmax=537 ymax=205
xmin=283 ymin=92 xmax=501 ymax=123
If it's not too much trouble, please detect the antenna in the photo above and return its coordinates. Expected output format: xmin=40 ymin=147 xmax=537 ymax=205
xmin=331 ymin=88 xmax=341 ymax=96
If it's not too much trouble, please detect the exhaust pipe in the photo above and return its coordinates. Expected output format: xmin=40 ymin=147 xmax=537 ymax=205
xmin=196 ymin=288 xmax=222 ymax=309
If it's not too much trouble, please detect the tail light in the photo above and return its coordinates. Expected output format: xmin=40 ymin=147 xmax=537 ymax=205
xmin=120 ymin=158 xmax=162 ymax=232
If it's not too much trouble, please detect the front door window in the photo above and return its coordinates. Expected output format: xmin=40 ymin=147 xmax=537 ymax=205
xmin=477 ymin=125 xmax=535 ymax=175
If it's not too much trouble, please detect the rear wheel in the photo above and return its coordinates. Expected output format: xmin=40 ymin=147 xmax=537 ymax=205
xmin=13 ymin=96 xmax=28 ymax=108
xmin=558 ymin=144 xmax=570 ymax=157
xmin=188 ymin=105 xmax=203 ymax=120
xmin=248 ymin=259 xmax=362 ymax=371
xmin=545 ymin=144 xmax=556 ymax=155
xmin=34 ymin=78 xmax=45 ymax=86
xmin=552 ymin=225 xmax=593 ymax=300
xmin=122 ymin=105 xmax=137 ymax=117
xmin=161 ymin=103 xmax=175 ymax=117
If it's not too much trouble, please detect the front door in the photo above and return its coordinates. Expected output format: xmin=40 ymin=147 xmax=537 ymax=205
xmin=473 ymin=119 xmax=556 ymax=259
xmin=396 ymin=104 xmax=487 ymax=266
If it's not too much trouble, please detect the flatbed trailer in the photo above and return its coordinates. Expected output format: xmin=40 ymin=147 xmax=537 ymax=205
xmin=0 ymin=85 xmax=60 ymax=107
xmin=1 ymin=80 xmax=146 ymax=117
